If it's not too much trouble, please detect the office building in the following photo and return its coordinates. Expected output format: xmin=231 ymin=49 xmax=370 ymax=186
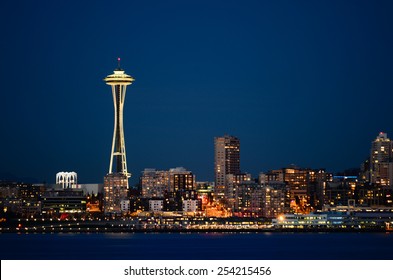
xmin=370 ymin=132 xmax=393 ymax=186
xmin=214 ymin=135 xmax=240 ymax=198
xmin=41 ymin=186 xmax=86 ymax=216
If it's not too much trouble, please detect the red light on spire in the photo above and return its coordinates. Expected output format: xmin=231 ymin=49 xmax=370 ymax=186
xmin=117 ymin=57 xmax=121 ymax=68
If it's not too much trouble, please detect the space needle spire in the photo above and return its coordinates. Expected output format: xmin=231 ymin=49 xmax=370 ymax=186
xmin=104 ymin=58 xmax=134 ymax=178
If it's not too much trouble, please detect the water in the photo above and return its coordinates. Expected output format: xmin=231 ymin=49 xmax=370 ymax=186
xmin=1 ymin=232 xmax=392 ymax=260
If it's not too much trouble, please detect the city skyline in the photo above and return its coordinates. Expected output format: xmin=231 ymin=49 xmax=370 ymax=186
xmin=0 ymin=131 xmax=390 ymax=185
xmin=1 ymin=1 xmax=393 ymax=184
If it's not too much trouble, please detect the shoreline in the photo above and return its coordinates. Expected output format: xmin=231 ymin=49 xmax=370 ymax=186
xmin=0 ymin=227 xmax=390 ymax=234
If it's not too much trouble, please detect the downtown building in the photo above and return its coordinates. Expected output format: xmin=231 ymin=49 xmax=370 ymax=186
xmin=259 ymin=165 xmax=309 ymax=213
xmin=323 ymin=176 xmax=357 ymax=208
xmin=164 ymin=167 xmax=198 ymax=212
xmin=369 ymin=132 xmax=393 ymax=186
xmin=225 ymin=173 xmax=252 ymax=209
xmin=229 ymin=180 xmax=291 ymax=218
xmin=356 ymin=185 xmax=393 ymax=207
xmin=356 ymin=133 xmax=393 ymax=208
xmin=195 ymin=181 xmax=215 ymax=211
xmin=140 ymin=168 xmax=170 ymax=198
xmin=232 ymin=181 xmax=263 ymax=217
xmin=259 ymin=166 xmax=333 ymax=213
xmin=0 ymin=181 xmax=45 ymax=218
xmin=41 ymin=172 xmax=87 ymax=217
xmin=140 ymin=167 xmax=195 ymax=198
xmin=214 ymin=135 xmax=241 ymax=199
xmin=260 ymin=182 xmax=291 ymax=218
xmin=41 ymin=187 xmax=86 ymax=216
xmin=139 ymin=167 xmax=200 ymax=212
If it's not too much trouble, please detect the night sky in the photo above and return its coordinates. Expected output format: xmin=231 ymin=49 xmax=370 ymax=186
xmin=1 ymin=0 xmax=392 ymax=185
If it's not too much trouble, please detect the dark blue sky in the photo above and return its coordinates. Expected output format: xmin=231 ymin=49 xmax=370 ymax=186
xmin=1 ymin=0 xmax=392 ymax=184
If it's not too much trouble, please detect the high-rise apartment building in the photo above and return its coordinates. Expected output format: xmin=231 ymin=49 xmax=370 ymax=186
xmin=261 ymin=183 xmax=291 ymax=218
xmin=370 ymin=132 xmax=393 ymax=186
xmin=140 ymin=167 xmax=198 ymax=211
xmin=233 ymin=182 xmax=262 ymax=217
xmin=214 ymin=135 xmax=240 ymax=198
xmin=169 ymin=167 xmax=195 ymax=193
xmin=140 ymin=167 xmax=195 ymax=198
xmin=140 ymin=168 xmax=170 ymax=198
xmin=225 ymin=173 xmax=252 ymax=209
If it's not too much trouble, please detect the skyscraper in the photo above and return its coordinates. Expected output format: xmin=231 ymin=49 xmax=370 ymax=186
xmin=370 ymin=132 xmax=393 ymax=186
xmin=103 ymin=59 xmax=134 ymax=214
xmin=214 ymin=135 xmax=240 ymax=198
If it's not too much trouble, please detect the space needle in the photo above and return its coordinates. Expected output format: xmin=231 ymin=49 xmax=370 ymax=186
xmin=103 ymin=58 xmax=134 ymax=214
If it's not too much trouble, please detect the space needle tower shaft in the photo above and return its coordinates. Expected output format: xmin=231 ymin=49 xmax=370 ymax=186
xmin=104 ymin=58 xmax=134 ymax=177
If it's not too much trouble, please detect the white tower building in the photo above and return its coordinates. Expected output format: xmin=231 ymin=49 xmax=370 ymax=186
xmin=104 ymin=58 xmax=134 ymax=177
xmin=103 ymin=59 xmax=134 ymax=214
